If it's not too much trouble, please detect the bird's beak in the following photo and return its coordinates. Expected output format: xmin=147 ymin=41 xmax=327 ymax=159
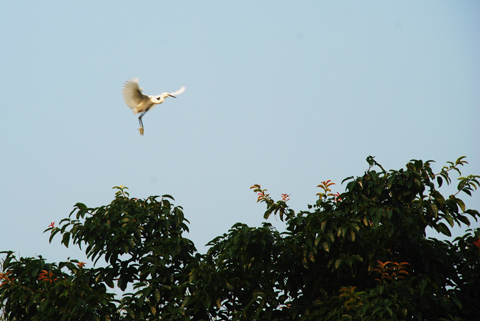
xmin=168 ymin=94 xmax=176 ymax=98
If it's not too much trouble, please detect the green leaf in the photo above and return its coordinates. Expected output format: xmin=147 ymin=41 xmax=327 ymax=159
xmin=49 ymin=229 xmax=60 ymax=244
xmin=455 ymin=156 xmax=467 ymax=165
xmin=444 ymin=215 xmax=454 ymax=227
xmin=126 ymin=308 xmax=135 ymax=318
xmin=351 ymin=254 xmax=363 ymax=262
xmin=321 ymin=220 xmax=327 ymax=232
xmin=385 ymin=209 xmax=392 ymax=220
xmin=456 ymin=198 xmax=466 ymax=212
xmin=350 ymin=222 xmax=360 ymax=232
xmin=385 ymin=307 xmax=393 ymax=316
xmin=62 ymin=232 xmax=71 ymax=248
xmin=429 ymin=203 xmax=438 ymax=218
xmin=419 ymin=279 xmax=427 ymax=296
xmin=327 ymin=232 xmax=335 ymax=243
xmin=350 ymin=229 xmax=356 ymax=242
xmin=322 ymin=241 xmax=330 ymax=252
xmin=372 ymin=306 xmax=382 ymax=315
xmin=243 ymin=232 xmax=251 ymax=244
xmin=377 ymin=285 xmax=384 ymax=295
xmin=76 ymin=202 xmax=87 ymax=210
xmin=437 ymin=176 xmax=443 ymax=187
xmin=435 ymin=222 xmax=451 ymax=236
xmin=337 ymin=228 xmax=342 ymax=237
xmin=302 ymin=256 xmax=309 ymax=268
xmin=363 ymin=217 xmax=369 ymax=226
xmin=335 ymin=258 xmax=342 ymax=269
xmin=457 ymin=215 xmax=470 ymax=226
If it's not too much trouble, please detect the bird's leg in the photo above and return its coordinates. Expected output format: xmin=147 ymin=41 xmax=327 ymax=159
xmin=138 ymin=112 xmax=146 ymax=135
xmin=138 ymin=112 xmax=146 ymax=128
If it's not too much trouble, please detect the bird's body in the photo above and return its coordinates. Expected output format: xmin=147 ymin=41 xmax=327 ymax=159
xmin=122 ymin=78 xmax=185 ymax=135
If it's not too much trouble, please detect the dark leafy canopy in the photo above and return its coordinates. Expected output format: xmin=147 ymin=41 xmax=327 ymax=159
xmin=1 ymin=157 xmax=479 ymax=321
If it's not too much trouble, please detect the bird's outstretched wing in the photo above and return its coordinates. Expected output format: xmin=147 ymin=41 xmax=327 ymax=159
xmin=123 ymin=78 xmax=147 ymax=109
xmin=170 ymin=86 xmax=186 ymax=96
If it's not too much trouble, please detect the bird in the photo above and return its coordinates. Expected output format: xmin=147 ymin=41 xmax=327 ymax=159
xmin=122 ymin=78 xmax=185 ymax=135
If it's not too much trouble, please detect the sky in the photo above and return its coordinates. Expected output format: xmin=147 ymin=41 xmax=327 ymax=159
xmin=1 ymin=2 xmax=479 ymax=268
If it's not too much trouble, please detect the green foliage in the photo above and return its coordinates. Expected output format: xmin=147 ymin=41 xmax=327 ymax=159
xmin=0 ymin=254 xmax=117 ymax=320
xmin=1 ymin=157 xmax=479 ymax=320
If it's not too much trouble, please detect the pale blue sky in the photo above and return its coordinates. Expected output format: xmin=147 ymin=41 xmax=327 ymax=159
xmin=1 ymin=2 xmax=479 ymax=266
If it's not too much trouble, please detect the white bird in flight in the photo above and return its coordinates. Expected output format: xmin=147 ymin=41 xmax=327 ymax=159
xmin=122 ymin=78 xmax=185 ymax=135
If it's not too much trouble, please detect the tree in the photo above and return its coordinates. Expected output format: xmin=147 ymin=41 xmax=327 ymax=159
xmin=1 ymin=156 xmax=479 ymax=320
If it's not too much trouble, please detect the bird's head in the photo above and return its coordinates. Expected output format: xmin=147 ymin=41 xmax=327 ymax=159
xmin=152 ymin=92 xmax=176 ymax=104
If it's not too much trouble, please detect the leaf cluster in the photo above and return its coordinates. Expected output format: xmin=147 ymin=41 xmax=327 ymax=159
xmin=1 ymin=157 xmax=479 ymax=320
